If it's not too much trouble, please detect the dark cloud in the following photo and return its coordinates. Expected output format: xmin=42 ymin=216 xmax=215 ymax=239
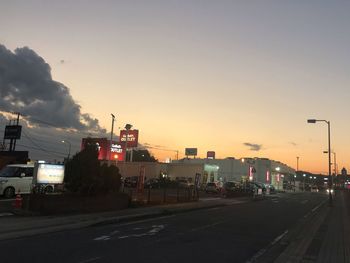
xmin=0 ymin=44 xmax=105 ymax=133
xmin=289 ymin=141 xmax=298 ymax=146
xmin=243 ymin=142 xmax=262 ymax=151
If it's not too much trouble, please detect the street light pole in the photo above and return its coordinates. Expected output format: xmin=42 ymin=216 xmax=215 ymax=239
xmin=61 ymin=140 xmax=71 ymax=161
xmin=109 ymin=114 xmax=115 ymax=165
xmin=296 ymin=156 xmax=299 ymax=171
xmin=307 ymin=119 xmax=332 ymax=205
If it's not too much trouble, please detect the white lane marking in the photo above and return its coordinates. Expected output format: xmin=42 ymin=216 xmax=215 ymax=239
xmin=190 ymin=220 xmax=227 ymax=232
xmin=0 ymin=212 xmax=14 ymax=217
xmin=301 ymin=200 xmax=309 ymax=204
xmin=304 ymin=199 xmax=328 ymax=218
xmin=208 ymin=207 xmax=220 ymax=211
xmin=78 ymin=256 xmax=101 ymax=263
xmin=93 ymin=235 xmax=110 ymax=241
xmin=0 ymin=199 xmax=15 ymax=202
xmin=95 ymin=225 xmax=165 ymax=241
xmin=246 ymin=230 xmax=289 ymax=263
xmin=271 ymin=230 xmax=289 ymax=246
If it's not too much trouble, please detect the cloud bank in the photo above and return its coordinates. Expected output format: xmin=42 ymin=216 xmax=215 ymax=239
xmin=0 ymin=44 xmax=105 ymax=133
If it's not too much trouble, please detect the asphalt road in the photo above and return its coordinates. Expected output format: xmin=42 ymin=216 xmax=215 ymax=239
xmin=0 ymin=192 xmax=327 ymax=263
xmin=0 ymin=198 xmax=14 ymax=214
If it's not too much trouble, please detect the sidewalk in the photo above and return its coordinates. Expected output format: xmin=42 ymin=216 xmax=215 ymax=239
xmin=272 ymin=190 xmax=350 ymax=263
xmin=0 ymin=197 xmax=247 ymax=241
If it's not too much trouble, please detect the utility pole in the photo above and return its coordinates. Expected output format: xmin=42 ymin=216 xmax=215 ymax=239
xmin=12 ymin=112 xmax=20 ymax=151
xmin=296 ymin=156 xmax=299 ymax=171
xmin=109 ymin=114 xmax=115 ymax=165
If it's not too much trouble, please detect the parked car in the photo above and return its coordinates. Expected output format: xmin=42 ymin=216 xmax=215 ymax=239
xmin=221 ymin=181 xmax=241 ymax=197
xmin=0 ymin=164 xmax=34 ymax=198
xmin=0 ymin=164 xmax=56 ymax=198
xmin=124 ymin=176 xmax=138 ymax=188
xmin=205 ymin=182 xmax=221 ymax=193
xmin=265 ymin=184 xmax=276 ymax=194
xmin=144 ymin=178 xmax=161 ymax=189
xmin=177 ymin=179 xmax=194 ymax=188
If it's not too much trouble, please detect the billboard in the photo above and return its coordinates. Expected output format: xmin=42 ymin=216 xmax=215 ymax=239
xmin=34 ymin=163 xmax=65 ymax=184
xmin=4 ymin=125 xmax=22 ymax=140
xmin=185 ymin=148 xmax=197 ymax=156
xmin=207 ymin=151 xmax=215 ymax=159
xmin=110 ymin=143 xmax=125 ymax=162
xmin=119 ymin=130 xmax=139 ymax=148
xmin=81 ymin=138 xmax=109 ymax=160
xmin=81 ymin=138 xmax=125 ymax=161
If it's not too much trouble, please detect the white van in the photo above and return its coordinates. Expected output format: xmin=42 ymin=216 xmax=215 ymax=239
xmin=0 ymin=164 xmax=35 ymax=198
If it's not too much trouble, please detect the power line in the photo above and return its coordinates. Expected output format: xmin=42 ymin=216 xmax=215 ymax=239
xmin=16 ymin=143 xmax=66 ymax=158
xmin=21 ymin=130 xmax=66 ymax=159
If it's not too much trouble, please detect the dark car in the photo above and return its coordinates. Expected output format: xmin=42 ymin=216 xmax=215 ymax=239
xmin=144 ymin=178 xmax=161 ymax=189
xmin=221 ymin=181 xmax=240 ymax=197
xmin=205 ymin=182 xmax=221 ymax=193
xmin=265 ymin=184 xmax=276 ymax=194
xmin=124 ymin=176 xmax=138 ymax=188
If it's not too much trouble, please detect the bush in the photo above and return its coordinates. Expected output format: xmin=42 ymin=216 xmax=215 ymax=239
xmin=64 ymin=142 xmax=121 ymax=195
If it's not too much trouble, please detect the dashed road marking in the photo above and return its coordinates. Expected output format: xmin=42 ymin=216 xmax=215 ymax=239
xmin=0 ymin=212 xmax=14 ymax=217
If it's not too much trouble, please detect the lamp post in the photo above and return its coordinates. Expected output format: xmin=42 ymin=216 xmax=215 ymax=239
xmin=307 ymin=119 xmax=332 ymax=205
xmin=303 ymin=173 xmax=306 ymax=191
xmin=296 ymin=156 xmax=299 ymax=171
xmin=61 ymin=140 xmax=71 ymax=160
xmin=323 ymin=150 xmax=337 ymax=187
xmin=124 ymin=124 xmax=132 ymax=162
xmin=109 ymin=114 xmax=116 ymax=165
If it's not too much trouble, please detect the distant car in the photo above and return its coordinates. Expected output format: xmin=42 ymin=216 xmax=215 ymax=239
xmin=205 ymin=182 xmax=220 ymax=193
xmin=311 ymin=186 xmax=319 ymax=192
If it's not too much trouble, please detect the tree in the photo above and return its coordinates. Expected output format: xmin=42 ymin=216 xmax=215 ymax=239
xmin=129 ymin=149 xmax=157 ymax=162
xmin=64 ymin=141 xmax=121 ymax=195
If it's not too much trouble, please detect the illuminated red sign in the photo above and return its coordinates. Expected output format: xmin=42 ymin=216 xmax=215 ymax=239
xmin=120 ymin=130 xmax=139 ymax=148
xmin=207 ymin=151 xmax=215 ymax=159
xmin=81 ymin=138 xmax=125 ymax=161
xmin=266 ymin=170 xmax=270 ymax=182
xmin=81 ymin=138 xmax=108 ymax=160
xmin=110 ymin=143 xmax=125 ymax=162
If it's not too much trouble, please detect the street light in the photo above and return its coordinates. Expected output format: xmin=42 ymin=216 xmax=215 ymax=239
xmin=124 ymin=124 xmax=132 ymax=162
xmin=303 ymin=173 xmax=306 ymax=191
xmin=307 ymin=119 xmax=332 ymax=205
xmin=61 ymin=140 xmax=71 ymax=160
xmin=323 ymin=150 xmax=337 ymax=186
xmin=109 ymin=114 xmax=116 ymax=165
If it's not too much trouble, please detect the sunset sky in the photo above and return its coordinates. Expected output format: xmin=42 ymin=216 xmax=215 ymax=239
xmin=1 ymin=1 xmax=350 ymax=174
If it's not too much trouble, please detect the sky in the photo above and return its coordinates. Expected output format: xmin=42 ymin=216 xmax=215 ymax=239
xmin=0 ymin=0 xmax=350 ymax=174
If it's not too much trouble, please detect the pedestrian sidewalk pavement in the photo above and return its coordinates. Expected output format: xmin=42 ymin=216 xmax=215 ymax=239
xmin=273 ymin=190 xmax=350 ymax=263
xmin=0 ymin=196 xmax=249 ymax=241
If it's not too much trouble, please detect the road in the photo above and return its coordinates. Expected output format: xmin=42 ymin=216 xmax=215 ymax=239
xmin=0 ymin=198 xmax=14 ymax=215
xmin=0 ymin=192 xmax=327 ymax=263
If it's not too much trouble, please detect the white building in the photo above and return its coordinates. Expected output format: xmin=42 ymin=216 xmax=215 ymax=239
xmin=173 ymin=157 xmax=295 ymax=190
